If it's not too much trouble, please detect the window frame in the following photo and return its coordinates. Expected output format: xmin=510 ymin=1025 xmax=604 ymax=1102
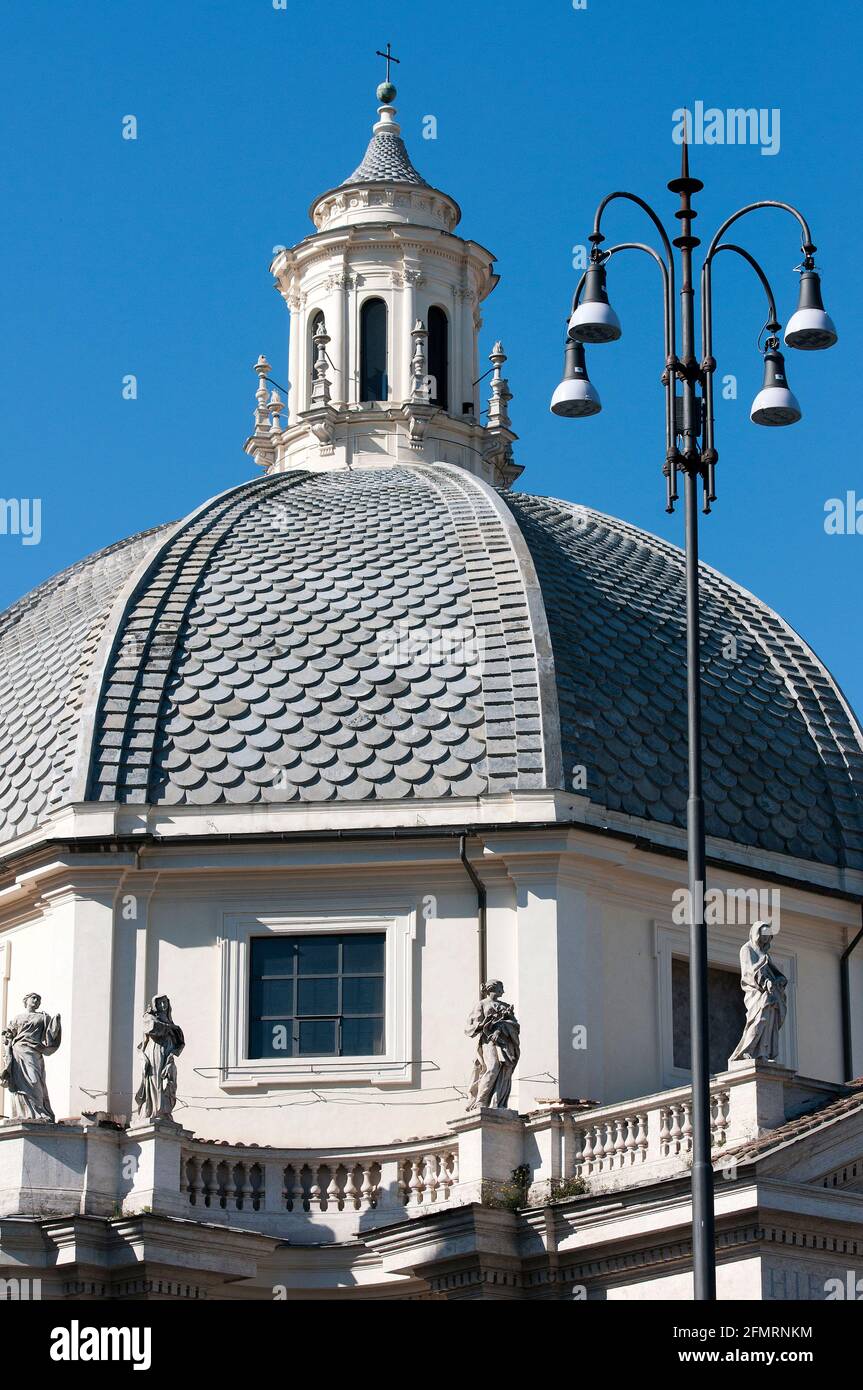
xmin=248 ymin=931 xmax=386 ymax=1061
xmin=359 ymin=296 xmax=388 ymax=403
xmin=426 ymin=304 xmax=449 ymax=410
xmin=219 ymin=906 xmax=415 ymax=1088
xmin=654 ymin=919 xmax=797 ymax=1088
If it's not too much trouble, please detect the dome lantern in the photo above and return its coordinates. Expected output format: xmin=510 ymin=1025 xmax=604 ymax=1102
xmin=247 ymin=59 xmax=520 ymax=487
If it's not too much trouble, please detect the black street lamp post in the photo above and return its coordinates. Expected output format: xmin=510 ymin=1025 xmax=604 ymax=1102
xmin=551 ymin=136 xmax=837 ymax=1301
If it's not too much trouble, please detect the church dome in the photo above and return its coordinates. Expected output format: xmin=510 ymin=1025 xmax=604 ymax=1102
xmin=2 ymin=464 xmax=862 ymax=869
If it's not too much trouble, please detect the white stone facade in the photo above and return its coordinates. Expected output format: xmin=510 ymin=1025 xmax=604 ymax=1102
xmin=1 ymin=86 xmax=862 ymax=1302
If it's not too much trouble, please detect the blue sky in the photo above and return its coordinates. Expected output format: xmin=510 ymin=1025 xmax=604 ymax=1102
xmin=1 ymin=0 xmax=860 ymax=712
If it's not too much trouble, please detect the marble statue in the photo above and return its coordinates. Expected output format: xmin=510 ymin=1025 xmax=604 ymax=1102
xmin=729 ymin=921 xmax=788 ymax=1063
xmin=0 ymin=993 xmax=62 ymax=1121
xmin=134 ymin=995 xmax=185 ymax=1122
xmin=466 ymin=980 xmax=521 ymax=1110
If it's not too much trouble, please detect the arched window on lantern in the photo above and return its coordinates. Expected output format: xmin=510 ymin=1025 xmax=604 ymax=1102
xmin=427 ymin=306 xmax=449 ymax=410
xmin=309 ymin=311 xmax=325 ymax=404
xmin=360 ymin=298 xmax=388 ymax=402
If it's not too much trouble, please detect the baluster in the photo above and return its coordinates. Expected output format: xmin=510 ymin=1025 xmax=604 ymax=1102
xmin=425 ymin=1154 xmax=440 ymax=1203
xmin=712 ymin=1090 xmax=729 ymax=1147
xmin=613 ymin=1118 xmax=627 ymax=1168
xmin=602 ymin=1120 xmax=615 ymax=1171
xmin=669 ymin=1106 xmax=683 ymax=1156
xmin=327 ymin=1169 xmax=342 ymax=1212
xmin=573 ymin=1127 xmax=586 ymax=1173
xmin=408 ymin=1158 xmax=424 ymax=1207
xmin=636 ymin=1113 xmax=649 ymax=1163
xmin=200 ymin=1159 xmax=214 ymax=1208
xmin=308 ymin=1165 xmax=321 ymax=1212
xmin=681 ymin=1104 xmax=693 ymax=1154
xmin=185 ymin=1156 xmax=201 ymax=1206
xmin=624 ymin=1116 xmax=638 ymax=1166
xmin=439 ymin=1153 xmax=454 ymax=1200
xmin=591 ymin=1123 xmax=605 ymax=1172
xmin=235 ymin=1163 xmax=251 ymax=1211
xmin=360 ymin=1165 xmax=376 ymax=1208
xmin=579 ymin=1127 xmax=594 ymax=1174
xmin=250 ymin=1163 xmax=264 ymax=1212
xmin=344 ymin=1165 xmax=361 ymax=1210
xmin=659 ymin=1108 xmax=672 ymax=1157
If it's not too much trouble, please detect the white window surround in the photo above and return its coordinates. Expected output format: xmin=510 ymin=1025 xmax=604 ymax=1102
xmin=653 ymin=919 xmax=798 ymax=1089
xmin=219 ymin=905 xmax=416 ymax=1089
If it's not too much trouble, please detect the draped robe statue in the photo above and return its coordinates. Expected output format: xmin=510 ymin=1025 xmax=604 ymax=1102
xmin=466 ymin=980 xmax=521 ymax=1110
xmin=729 ymin=921 xmax=788 ymax=1063
xmin=134 ymin=996 xmax=185 ymax=1122
xmin=0 ymin=993 xmax=62 ymax=1121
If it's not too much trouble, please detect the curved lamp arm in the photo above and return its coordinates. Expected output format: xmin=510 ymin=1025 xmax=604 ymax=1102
xmin=700 ymin=242 xmax=780 ymax=506
xmin=606 ymin=243 xmax=679 ymax=508
xmin=572 ymin=238 xmax=680 ymax=511
xmin=591 ymin=191 xmax=677 ymax=276
xmin=705 ymin=200 xmax=816 ymax=261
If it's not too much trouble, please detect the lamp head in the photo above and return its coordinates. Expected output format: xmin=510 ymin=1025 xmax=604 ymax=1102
xmin=550 ymin=336 xmax=602 ymax=418
xmin=750 ymin=340 xmax=802 ymax=426
xmin=568 ymin=263 xmax=622 ymax=344
xmin=784 ymin=269 xmax=838 ymax=350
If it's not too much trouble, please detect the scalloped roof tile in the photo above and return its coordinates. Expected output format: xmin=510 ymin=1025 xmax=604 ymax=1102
xmin=341 ymin=131 xmax=429 ymax=188
xmin=0 ymin=468 xmax=861 ymax=872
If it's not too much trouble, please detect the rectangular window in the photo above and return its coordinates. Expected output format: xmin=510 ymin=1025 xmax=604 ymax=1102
xmin=671 ymin=957 xmax=747 ymax=1074
xmin=248 ymin=933 xmax=386 ymax=1059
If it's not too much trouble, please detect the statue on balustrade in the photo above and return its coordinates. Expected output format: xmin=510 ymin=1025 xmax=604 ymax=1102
xmin=466 ymin=979 xmax=521 ymax=1110
xmin=134 ymin=995 xmax=185 ymax=1122
xmin=0 ymin=992 xmax=62 ymax=1122
xmin=729 ymin=921 xmax=788 ymax=1063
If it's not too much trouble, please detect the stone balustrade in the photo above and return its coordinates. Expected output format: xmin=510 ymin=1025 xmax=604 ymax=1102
xmin=567 ymin=1083 xmax=733 ymax=1191
xmin=178 ymin=1141 xmax=459 ymax=1227
xmin=0 ymin=1062 xmax=844 ymax=1242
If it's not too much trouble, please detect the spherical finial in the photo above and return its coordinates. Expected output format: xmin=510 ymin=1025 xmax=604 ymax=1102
xmin=376 ymin=80 xmax=397 ymax=105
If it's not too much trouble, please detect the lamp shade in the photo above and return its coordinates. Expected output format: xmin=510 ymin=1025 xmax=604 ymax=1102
xmin=550 ymin=338 xmax=602 ymax=417
xmin=784 ymin=271 xmax=838 ymax=351
xmin=750 ymin=346 xmax=802 ymax=426
xmin=568 ymin=264 xmax=622 ymax=344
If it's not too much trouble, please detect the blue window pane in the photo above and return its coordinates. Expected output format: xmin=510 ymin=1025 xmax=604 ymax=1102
xmin=360 ymin=299 xmax=387 ymax=402
xmin=252 ymin=978 xmax=295 ymax=1018
xmin=298 ymin=976 xmax=339 ymax=1016
xmin=427 ymin=306 xmax=449 ymax=410
xmin=342 ymin=935 xmax=385 ymax=974
xmin=250 ymin=937 xmax=296 ymax=975
xmin=342 ymin=1017 xmax=384 ymax=1056
xmin=249 ymin=1019 xmax=293 ymax=1058
xmin=296 ymin=938 xmax=339 ymax=975
xmin=299 ymin=1019 xmax=337 ymax=1055
xmin=342 ymin=976 xmax=384 ymax=1015
xmin=248 ymin=932 xmax=386 ymax=1059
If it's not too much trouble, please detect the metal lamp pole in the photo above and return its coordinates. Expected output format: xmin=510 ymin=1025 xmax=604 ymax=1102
xmin=552 ymin=134 xmax=837 ymax=1301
